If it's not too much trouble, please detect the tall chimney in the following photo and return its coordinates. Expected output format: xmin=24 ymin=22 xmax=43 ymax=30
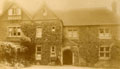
xmin=112 ymin=1 xmax=117 ymax=13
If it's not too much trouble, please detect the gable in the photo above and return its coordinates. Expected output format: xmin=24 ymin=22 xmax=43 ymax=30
xmin=0 ymin=3 xmax=31 ymax=21
xmin=33 ymin=5 xmax=59 ymax=20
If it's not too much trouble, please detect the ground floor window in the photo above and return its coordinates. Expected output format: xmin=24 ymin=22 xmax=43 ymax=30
xmin=50 ymin=46 xmax=56 ymax=57
xmin=99 ymin=45 xmax=110 ymax=60
xmin=36 ymin=45 xmax=41 ymax=60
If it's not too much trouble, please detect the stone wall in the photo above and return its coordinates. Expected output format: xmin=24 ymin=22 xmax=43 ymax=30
xmin=35 ymin=19 xmax=62 ymax=65
xmin=63 ymin=25 xmax=119 ymax=66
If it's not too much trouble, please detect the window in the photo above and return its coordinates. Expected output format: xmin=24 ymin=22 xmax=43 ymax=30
xmin=36 ymin=45 xmax=41 ymax=60
xmin=67 ymin=28 xmax=78 ymax=38
xmin=36 ymin=27 xmax=42 ymax=38
xmin=8 ymin=8 xmax=21 ymax=16
xmin=99 ymin=46 xmax=110 ymax=60
xmin=52 ymin=26 xmax=55 ymax=32
xmin=99 ymin=28 xmax=111 ymax=39
xmin=50 ymin=46 xmax=56 ymax=57
xmin=42 ymin=9 xmax=47 ymax=16
xmin=8 ymin=27 xmax=21 ymax=37
xmin=8 ymin=8 xmax=21 ymax=20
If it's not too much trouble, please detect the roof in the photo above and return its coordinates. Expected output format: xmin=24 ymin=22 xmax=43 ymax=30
xmin=0 ymin=1 xmax=32 ymax=20
xmin=55 ymin=8 xmax=119 ymax=26
xmin=0 ymin=1 xmax=119 ymax=26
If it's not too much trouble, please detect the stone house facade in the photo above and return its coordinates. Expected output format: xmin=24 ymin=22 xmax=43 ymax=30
xmin=0 ymin=2 xmax=120 ymax=66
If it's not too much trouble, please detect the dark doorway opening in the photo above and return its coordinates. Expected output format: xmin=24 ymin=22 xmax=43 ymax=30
xmin=63 ymin=49 xmax=72 ymax=65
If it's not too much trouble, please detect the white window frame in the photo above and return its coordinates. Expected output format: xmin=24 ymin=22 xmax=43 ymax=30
xmin=42 ymin=8 xmax=47 ymax=16
xmin=50 ymin=46 xmax=56 ymax=57
xmin=8 ymin=26 xmax=22 ymax=37
xmin=8 ymin=8 xmax=22 ymax=20
xmin=99 ymin=27 xmax=111 ymax=39
xmin=8 ymin=8 xmax=21 ymax=16
xmin=36 ymin=45 xmax=42 ymax=60
xmin=67 ymin=28 xmax=78 ymax=38
xmin=36 ymin=27 xmax=42 ymax=38
xmin=99 ymin=45 xmax=111 ymax=60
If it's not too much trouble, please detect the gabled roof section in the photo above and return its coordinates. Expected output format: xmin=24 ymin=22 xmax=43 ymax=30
xmin=33 ymin=4 xmax=59 ymax=20
xmin=0 ymin=1 xmax=32 ymax=21
xmin=55 ymin=8 xmax=119 ymax=26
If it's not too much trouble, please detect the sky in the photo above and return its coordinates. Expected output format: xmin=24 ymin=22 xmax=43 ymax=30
xmin=0 ymin=0 xmax=120 ymax=15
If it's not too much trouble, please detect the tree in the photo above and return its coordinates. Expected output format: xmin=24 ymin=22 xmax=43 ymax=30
xmin=79 ymin=42 xmax=99 ymax=66
xmin=110 ymin=40 xmax=120 ymax=67
xmin=21 ymin=22 xmax=36 ymax=42
xmin=20 ymin=22 xmax=36 ymax=65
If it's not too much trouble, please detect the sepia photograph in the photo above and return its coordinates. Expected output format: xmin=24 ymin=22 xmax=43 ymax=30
xmin=0 ymin=0 xmax=120 ymax=69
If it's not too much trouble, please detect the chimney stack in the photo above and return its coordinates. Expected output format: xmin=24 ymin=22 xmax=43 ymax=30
xmin=112 ymin=1 xmax=117 ymax=13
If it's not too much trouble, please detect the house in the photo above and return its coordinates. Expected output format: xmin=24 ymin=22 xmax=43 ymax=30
xmin=0 ymin=1 xmax=119 ymax=66
xmin=33 ymin=4 xmax=63 ymax=65
xmin=0 ymin=2 xmax=32 ymax=49
xmin=58 ymin=8 xmax=119 ymax=66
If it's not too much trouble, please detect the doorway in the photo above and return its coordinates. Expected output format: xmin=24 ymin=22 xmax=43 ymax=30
xmin=63 ymin=49 xmax=73 ymax=65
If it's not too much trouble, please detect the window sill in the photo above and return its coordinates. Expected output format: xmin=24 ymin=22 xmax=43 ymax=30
xmin=50 ymin=55 xmax=56 ymax=57
xmin=99 ymin=36 xmax=112 ymax=39
xmin=7 ymin=36 xmax=21 ymax=38
xmin=99 ymin=57 xmax=110 ymax=60
xmin=68 ymin=37 xmax=79 ymax=39
xmin=36 ymin=37 xmax=42 ymax=38
xmin=35 ymin=54 xmax=41 ymax=60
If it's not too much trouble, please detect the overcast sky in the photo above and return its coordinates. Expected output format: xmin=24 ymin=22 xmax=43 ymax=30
xmin=0 ymin=0 xmax=120 ymax=15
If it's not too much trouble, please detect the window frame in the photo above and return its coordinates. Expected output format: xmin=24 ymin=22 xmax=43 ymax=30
xmin=99 ymin=45 xmax=111 ymax=60
xmin=36 ymin=27 xmax=42 ymax=38
xmin=42 ymin=8 xmax=47 ymax=16
xmin=50 ymin=46 xmax=56 ymax=57
xmin=8 ymin=26 xmax=22 ymax=37
xmin=67 ymin=28 xmax=78 ymax=38
xmin=36 ymin=45 xmax=42 ymax=60
xmin=98 ymin=27 xmax=111 ymax=39
xmin=51 ymin=26 xmax=56 ymax=32
xmin=8 ymin=8 xmax=21 ymax=16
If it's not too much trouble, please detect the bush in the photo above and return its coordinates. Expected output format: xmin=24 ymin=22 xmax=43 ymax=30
xmin=0 ymin=42 xmax=16 ymax=66
xmin=110 ymin=42 xmax=120 ymax=68
xmin=79 ymin=42 xmax=99 ymax=66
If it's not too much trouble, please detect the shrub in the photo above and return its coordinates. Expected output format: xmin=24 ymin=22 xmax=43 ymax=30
xmin=79 ymin=42 xmax=99 ymax=66
xmin=110 ymin=41 xmax=120 ymax=68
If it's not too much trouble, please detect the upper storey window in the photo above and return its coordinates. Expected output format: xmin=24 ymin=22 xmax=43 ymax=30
xmin=8 ymin=27 xmax=22 ymax=37
xmin=99 ymin=27 xmax=111 ymax=39
xmin=8 ymin=8 xmax=21 ymax=20
xmin=8 ymin=8 xmax=21 ymax=15
xmin=52 ymin=26 xmax=55 ymax=32
xmin=67 ymin=28 xmax=78 ymax=39
xmin=36 ymin=27 xmax=42 ymax=38
xmin=42 ymin=8 xmax=47 ymax=16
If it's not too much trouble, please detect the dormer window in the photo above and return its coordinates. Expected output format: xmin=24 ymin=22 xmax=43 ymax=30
xmin=42 ymin=9 xmax=47 ymax=16
xmin=8 ymin=8 xmax=21 ymax=20
xmin=8 ymin=8 xmax=21 ymax=16
xmin=99 ymin=27 xmax=111 ymax=39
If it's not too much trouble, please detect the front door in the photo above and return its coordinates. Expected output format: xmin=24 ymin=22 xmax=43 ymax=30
xmin=63 ymin=49 xmax=72 ymax=65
